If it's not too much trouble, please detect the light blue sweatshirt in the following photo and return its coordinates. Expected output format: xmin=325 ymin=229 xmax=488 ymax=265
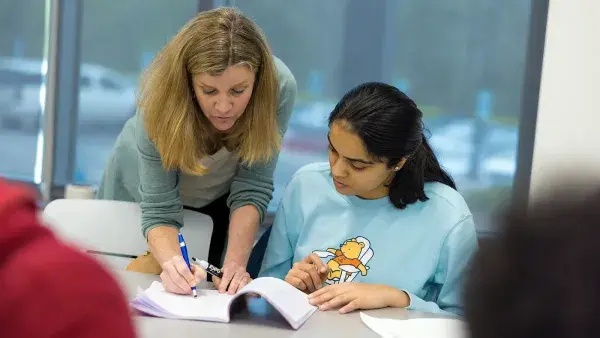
xmin=259 ymin=162 xmax=478 ymax=316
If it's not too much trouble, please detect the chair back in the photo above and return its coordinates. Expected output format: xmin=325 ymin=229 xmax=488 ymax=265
xmin=42 ymin=199 xmax=213 ymax=262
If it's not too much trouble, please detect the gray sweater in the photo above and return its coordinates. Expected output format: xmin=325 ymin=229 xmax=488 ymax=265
xmin=96 ymin=56 xmax=297 ymax=237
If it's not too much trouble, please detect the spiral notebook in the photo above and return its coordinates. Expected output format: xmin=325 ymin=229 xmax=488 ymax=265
xmin=130 ymin=277 xmax=317 ymax=330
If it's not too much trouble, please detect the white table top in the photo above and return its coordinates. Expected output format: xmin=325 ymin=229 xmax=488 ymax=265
xmin=114 ymin=270 xmax=449 ymax=338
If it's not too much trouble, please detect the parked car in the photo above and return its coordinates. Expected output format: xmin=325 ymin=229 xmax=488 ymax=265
xmin=0 ymin=57 xmax=136 ymax=131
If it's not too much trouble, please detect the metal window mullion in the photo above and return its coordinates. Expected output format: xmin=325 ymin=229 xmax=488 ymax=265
xmin=511 ymin=0 xmax=549 ymax=210
xmin=40 ymin=0 xmax=82 ymax=202
xmin=40 ymin=0 xmax=60 ymax=202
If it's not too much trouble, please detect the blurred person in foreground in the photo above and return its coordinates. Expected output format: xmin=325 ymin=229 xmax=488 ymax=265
xmin=0 ymin=179 xmax=136 ymax=338
xmin=465 ymin=186 xmax=600 ymax=338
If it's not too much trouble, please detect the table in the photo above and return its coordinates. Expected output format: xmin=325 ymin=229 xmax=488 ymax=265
xmin=114 ymin=270 xmax=449 ymax=338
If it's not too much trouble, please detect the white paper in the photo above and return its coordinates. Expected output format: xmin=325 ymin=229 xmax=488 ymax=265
xmin=360 ymin=312 xmax=467 ymax=338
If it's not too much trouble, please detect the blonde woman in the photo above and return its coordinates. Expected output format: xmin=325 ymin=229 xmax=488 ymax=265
xmin=96 ymin=7 xmax=296 ymax=295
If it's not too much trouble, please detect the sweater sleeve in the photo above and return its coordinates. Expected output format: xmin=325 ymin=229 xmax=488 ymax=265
xmin=227 ymin=56 xmax=297 ymax=223
xmin=135 ymin=110 xmax=183 ymax=238
xmin=258 ymin=201 xmax=296 ymax=279
xmin=403 ymin=215 xmax=478 ymax=316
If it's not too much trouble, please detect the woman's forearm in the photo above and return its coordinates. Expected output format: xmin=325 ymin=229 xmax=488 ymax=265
xmin=224 ymin=205 xmax=260 ymax=267
xmin=147 ymin=226 xmax=181 ymax=266
xmin=146 ymin=205 xmax=260 ymax=269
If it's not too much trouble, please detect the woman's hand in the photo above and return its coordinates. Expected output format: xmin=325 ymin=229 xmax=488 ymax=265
xmin=160 ymin=255 xmax=206 ymax=295
xmin=285 ymin=254 xmax=329 ymax=293
xmin=308 ymin=283 xmax=409 ymax=314
xmin=212 ymin=261 xmax=252 ymax=294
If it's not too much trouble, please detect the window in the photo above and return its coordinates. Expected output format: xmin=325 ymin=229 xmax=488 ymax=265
xmin=99 ymin=77 xmax=122 ymax=91
xmin=73 ymin=0 xmax=198 ymax=184
xmin=234 ymin=0 xmax=533 ymax=234
xmin=79 ymin=76 xmax=92 ymax=89
xmin=0 ymin=0 xmax=46 ymax=181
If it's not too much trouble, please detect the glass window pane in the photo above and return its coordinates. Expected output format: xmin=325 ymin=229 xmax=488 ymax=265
xmin=0 ymin=0 xmax=46 ymax=181
xmin=74 ymin=0 xmax=197 ymax=184
xmin=235 ymin=0 xmax=533 ymax=234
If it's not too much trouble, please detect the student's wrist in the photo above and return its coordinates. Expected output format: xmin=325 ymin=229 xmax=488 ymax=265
xmin=386 ymin=287 xmax=410 ymax=308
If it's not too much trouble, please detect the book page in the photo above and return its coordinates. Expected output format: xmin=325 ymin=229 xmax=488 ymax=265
xmin=240 ymin=277 xmax=317 ymax=326
xmin=143 ymin=281 xmax=234 ymax=321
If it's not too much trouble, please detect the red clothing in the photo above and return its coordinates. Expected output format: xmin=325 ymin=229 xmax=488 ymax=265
xmin=0 ymin=179 xmax=136 ymax=338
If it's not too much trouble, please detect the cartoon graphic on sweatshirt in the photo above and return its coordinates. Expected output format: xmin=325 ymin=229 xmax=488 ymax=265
xmin=312 ymin=236 xmax=374 ymax=284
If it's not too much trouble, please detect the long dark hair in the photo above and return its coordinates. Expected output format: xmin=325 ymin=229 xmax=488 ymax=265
xmin=328 ymin=82 xmax=456 ymax=209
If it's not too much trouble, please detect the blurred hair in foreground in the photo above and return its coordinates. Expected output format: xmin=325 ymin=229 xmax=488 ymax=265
xmin=465 ymin=184 xmax=600 ymax=338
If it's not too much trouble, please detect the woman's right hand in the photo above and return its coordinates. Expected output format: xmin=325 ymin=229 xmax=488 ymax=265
xmin=285 ymin=253 xmax=329 ymax=293
xmin=160 ymin=255 xmax=207 ymax=295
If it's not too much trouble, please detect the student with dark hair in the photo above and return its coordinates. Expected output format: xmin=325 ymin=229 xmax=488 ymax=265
xmin=259 ymin=82 xmax=478 ymax=315
xmin=465 ymin=188 xmax=600 ymax=338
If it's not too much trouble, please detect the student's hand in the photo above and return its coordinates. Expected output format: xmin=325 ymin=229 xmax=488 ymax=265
xmin=285 ymin=253 xmax=329 ymax=293
xmin=212 ymin=261 xmax=252 ymax=295
xmin=160 ymin=255 xmax=206 ymax=295
xmin=308 ymin=283 xmax=409 ymax=314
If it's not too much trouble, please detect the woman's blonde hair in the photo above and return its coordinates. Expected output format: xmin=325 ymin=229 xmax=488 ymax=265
xmin=139 ymin=7 xmax=280 ymax=175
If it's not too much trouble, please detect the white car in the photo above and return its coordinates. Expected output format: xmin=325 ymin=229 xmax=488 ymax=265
xmin=0 ymin=57 xmax=136 ymax=131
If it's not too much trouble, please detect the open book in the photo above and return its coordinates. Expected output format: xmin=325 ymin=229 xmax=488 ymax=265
xmin=130 ymin=277 xmax=317 ymax=330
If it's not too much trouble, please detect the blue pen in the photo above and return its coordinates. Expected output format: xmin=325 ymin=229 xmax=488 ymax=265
xmin=178 ymin=233 xmax=197 ymax=298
